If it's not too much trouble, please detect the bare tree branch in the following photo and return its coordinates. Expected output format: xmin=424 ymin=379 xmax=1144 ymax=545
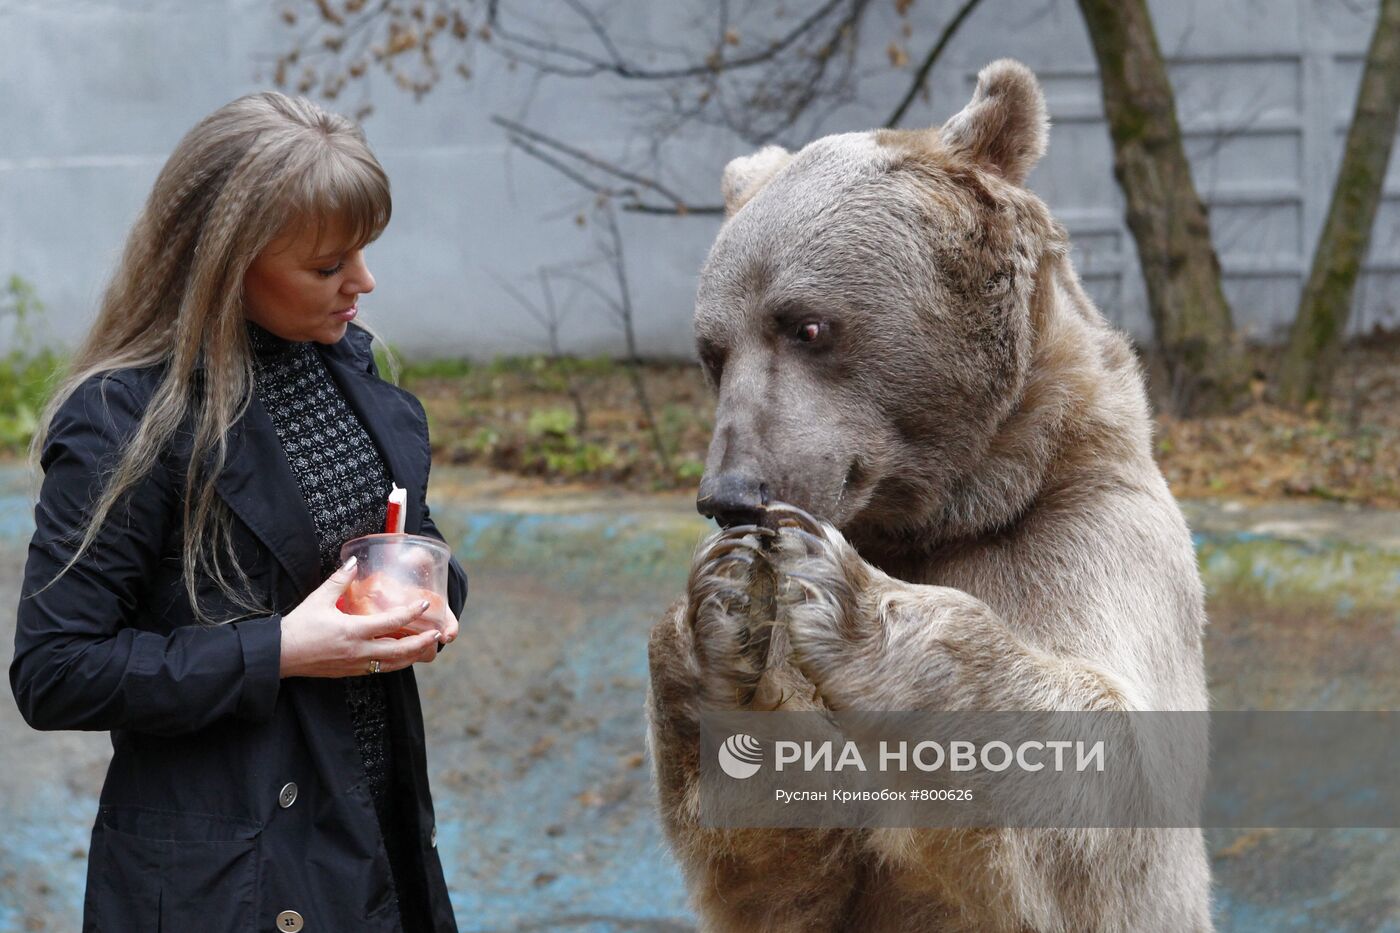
xmin=484 ymin=0 xmax=860 ymax=82
xmin=495 ymin=267 xmax=592 ymax=430
xmin=493 ymin=114 xmax=725 ymax=215
xmin=884 ymin=0 xmax=986 ymax=128
xmin=492 ymin=115 xmax=686 ymax=205
xmin=278 ymin=0 xmax=882 ymax=147
xmin=595 ymin=201 xmax=672 ymax=474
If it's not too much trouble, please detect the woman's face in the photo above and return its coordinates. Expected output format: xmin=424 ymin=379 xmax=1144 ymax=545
xmin=243 ymin=217 xmax=376 ymax=344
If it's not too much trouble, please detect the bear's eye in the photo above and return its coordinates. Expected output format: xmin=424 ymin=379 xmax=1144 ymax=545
xmin=698 ymin=342 xmax=726 ymax=380
xmin=794 ymin=321 xmax=827 ymax=343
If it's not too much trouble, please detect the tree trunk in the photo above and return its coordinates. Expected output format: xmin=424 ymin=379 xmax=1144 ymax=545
xmin=1277 ymin=0 xmax=1400 ymax=408
xmin=1077 ymin=0 xmax=1246 ymax=416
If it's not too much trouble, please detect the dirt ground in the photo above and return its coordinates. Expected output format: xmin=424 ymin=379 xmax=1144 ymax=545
xmin=2 ymin=475 xmax=1396 ymax=931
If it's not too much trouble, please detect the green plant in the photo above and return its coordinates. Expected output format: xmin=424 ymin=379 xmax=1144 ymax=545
xmin=1 ymin=275 xmax=43 ymax=343
xmin=466 ymin=426 xmax=501 ymax=455
xmin=401 ymin=355 xmax=478 ymax=381
xmin=541 ymin=442 xmax=616 ymax=476
xmin=675 ymin=458 xmax=705 ymax=481
xmin=526 ymin=407 xmax=575 ymax=437
xmin=524 ymin=406 xmax=615 ymax=477
xmin=0 ymin=277 xmax=63 ymax=452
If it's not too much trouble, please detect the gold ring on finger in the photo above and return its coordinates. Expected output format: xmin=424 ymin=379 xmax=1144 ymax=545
xmin=368 ymin=659 xmax=382 ymax=675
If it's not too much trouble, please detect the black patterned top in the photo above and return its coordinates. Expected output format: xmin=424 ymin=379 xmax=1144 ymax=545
xmin=246 ymin=322 xmax=393 ymax=577
xmin=246 ymin=320 xmax=422 ymax=927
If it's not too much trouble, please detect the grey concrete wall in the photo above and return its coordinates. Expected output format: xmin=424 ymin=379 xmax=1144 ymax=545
xmin=1 ymin=0 xmax=1396 ymax=359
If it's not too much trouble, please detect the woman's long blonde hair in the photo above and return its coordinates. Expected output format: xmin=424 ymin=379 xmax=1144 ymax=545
xmin=30 ymin=91 xmax=393 ymax=623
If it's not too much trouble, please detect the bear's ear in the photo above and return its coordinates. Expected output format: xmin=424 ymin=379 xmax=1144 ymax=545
xmin=939 ymin=59 xmax=1048 ymax=185
xmin=721 ymin=145 xmax=793 ymax=216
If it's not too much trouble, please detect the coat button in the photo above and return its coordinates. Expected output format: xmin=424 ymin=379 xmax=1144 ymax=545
xmin=275 ymin=909 xmax=304 ymax=931
xmin=278 ymin=782 xmax=298 ymax=808
xmin=430 ymin=825 xmax=437 ymax=848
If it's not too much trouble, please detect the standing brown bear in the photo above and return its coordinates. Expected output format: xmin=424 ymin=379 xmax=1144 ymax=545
xmin=646 ymin=60 xmax=1213 ymax=932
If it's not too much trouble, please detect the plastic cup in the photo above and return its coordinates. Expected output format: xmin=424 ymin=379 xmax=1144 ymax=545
xmin=337 ymin=533 xmax=452 ymax=632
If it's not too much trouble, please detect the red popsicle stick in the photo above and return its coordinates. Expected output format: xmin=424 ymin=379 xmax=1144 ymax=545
xmin=384 ymin=483 xmax=407 ymax=534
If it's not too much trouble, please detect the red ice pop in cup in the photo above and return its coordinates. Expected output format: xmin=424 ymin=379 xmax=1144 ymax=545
xmin=336 ymin=484 xmax=452 ymax=637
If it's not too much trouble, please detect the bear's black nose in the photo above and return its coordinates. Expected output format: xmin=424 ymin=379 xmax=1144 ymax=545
xmin=696 ymin=472 xmax=771 ymax=529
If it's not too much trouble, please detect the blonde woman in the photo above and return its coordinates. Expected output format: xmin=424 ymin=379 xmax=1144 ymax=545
xmin=9 ymin=92 xmax=466 ymax=932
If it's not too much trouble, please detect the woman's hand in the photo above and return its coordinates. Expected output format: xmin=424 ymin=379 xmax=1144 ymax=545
xmin=279 ymin=556 xmax=441 ymax=679
xmin=390 ymin=547 xmax=460 ymax=645
xmin=390 ymin=600 xmax=459 ymax=645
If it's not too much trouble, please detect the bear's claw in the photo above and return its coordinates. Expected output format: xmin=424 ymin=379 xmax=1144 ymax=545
xmin=764 ymin=502 xmax=824 ymax=535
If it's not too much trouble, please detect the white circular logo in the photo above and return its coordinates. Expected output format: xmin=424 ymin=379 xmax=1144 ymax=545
xmin=718 ymin=733 xmax=763 ymax=779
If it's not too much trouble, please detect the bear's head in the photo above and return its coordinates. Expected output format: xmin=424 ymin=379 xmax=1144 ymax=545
xmin=694 ymin=59 xmax=1066 ymax=547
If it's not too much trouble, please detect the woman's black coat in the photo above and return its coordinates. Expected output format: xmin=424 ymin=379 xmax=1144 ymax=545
xmin=10 ymin=323 xmax=466 ymax=932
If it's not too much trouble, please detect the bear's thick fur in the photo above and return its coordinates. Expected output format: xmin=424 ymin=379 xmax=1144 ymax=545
xmin=646 ymin=60 xmax=1213 ymax=932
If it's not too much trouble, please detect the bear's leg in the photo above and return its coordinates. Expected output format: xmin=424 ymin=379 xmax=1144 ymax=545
xmin=645 ymin=542 xmax=861 ymax=931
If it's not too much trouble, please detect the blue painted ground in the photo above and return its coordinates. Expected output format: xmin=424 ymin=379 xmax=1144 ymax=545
xmin=1 ymin=466 xmax=1396 ymax=931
